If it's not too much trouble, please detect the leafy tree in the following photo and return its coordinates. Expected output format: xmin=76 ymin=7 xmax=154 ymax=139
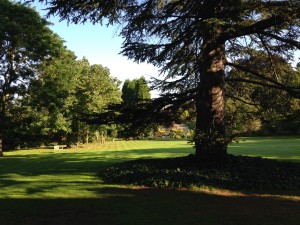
xmin=25 ymin=55 xmax=122 ymax=146
xmin=22 ymin=48 xmax=79 ymax=146
xmin=32 ymin=0 xmax=300 ymax=160
xmin=0 ymin=0 xmax=63 ymax=154
xmin=136 ymin=76 xmax=151 ymax=100
xmin=76 ymin=58 xmax=122 ymax=114
xmin=121 ymin=76 xmax=151 ymax=106
xmin=73 ymin=58 xmax=122 ymax=144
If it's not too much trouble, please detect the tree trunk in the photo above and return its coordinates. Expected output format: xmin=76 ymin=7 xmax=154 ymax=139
xmin=194 ymin=40 xmax=227 ymax=160
xmin=0 ymin=135 xmax=3 ymax=157
xmin=0 ymin=94 xmax=6 ymax=157
xmin=101 ymin=131 xmax=106 ymax=144
xmin=85 ymin=129 xmax=89 ymax=145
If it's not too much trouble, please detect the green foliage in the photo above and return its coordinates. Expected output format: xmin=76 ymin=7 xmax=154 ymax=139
xmin=9 ymin=49 xmax=122 ymax=148
xmin=103 ymin=155 xmax=300 ymax=191
xmin=118 ymin=76 xmax=153 ymax=138
xmin=226 ymin=52 xmax=300 ymax=135
xmin=121 ymin=76 xmax=151 ymax=106
xmin=0 ymin=0 xmax=63 ymax=150
xmin=26 ymin=0 xmax=300 ymax=158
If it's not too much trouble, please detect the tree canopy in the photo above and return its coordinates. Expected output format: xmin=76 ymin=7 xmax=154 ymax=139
xmin=14 ymin=52 xmax=122 ymax=148
xmin=122 ymin=76 xmax=151 ymax=106
xmin=1 ymin=1 xmax=123 ymax=151
xmin=225 ymin=52 xmax=300 ymax=136
xmin=0 ymin=0 xmax=63 ymax=154
xmin=28 ymin=0 xmax=300 ymax=160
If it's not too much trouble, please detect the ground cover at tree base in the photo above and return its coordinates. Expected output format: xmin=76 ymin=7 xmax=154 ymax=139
xmin=0 ymin=137 xmax=299 ymax=225
xmin=103 ymin=154 xmax=300 ymax=190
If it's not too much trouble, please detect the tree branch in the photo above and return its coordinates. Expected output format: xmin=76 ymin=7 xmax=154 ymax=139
xmin=226 ymin=62 xmax=300 ymax=90
xmin=260 ymin=31 xmax=300 ymax=49
xmin=223 ymin=15 xmax=285 ymax=41
xmin=226 ymin=78 xmax=300 ymax=98
xmin=225 ymin=93 xmax=259 ymax=107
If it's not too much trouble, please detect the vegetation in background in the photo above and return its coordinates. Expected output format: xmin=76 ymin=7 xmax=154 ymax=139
xmin=122 ymin=76 xmax=151 ymax=106
xmin=11 ymin=53 xmax=122 ymax=148
xmin=226 ymin=53 xmax=300 ymax=136
xmin=34 ymin=0 xmax=300 ymax=160
xmin=0 ymin=0 xmax=63 ymax=154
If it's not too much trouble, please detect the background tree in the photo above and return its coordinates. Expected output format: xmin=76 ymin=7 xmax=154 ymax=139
xmin=73 ymin=58 xmax=122 ymax=144
xmin=119 ymin=77 xmax=152 ymax=138
xmin=0 ymin=0 xmax=63 ymax=155
xmin=25 ymin=55 xmax=121 ymax=146
xmin=226 ymin=52 xmax=300 ymax=135
xmin=32 ymin=0 xmax=300 ymax=160
xmin=21 ymin=48 xmax=79 ymax=147
xmin=121 ymin=76 xmax=151 ymax=106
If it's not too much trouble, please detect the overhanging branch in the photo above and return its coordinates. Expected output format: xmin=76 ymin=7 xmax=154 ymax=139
xmin=225 ymin=93 xmax=259 ymax=107
xmin=226 ymin=62 xmax=300 ymax=91
xmin=226 ymin=77 xmax=300 ymax=98
xmin=222 ymin=15 xmax=285 ymax=41
xmin=260 ymin=31 xmax=300 ymax=49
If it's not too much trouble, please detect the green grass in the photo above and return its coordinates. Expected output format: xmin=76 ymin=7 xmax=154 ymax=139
xmin=229 ymin=136 xmax=300 ymax=161
xmin=0 ymin=137 xmax=299 ymax=225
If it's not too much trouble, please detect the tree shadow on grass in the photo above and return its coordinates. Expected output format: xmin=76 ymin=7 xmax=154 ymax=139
xmin=0 ymin=147 xmax=193 ymax=177
xmin=1 ymin=147 xmax=300 ymax=225
xmin=0 ymin=147 xmax=190 ymax=199
xmin=0 ymin=186 xmax=300 ymax=225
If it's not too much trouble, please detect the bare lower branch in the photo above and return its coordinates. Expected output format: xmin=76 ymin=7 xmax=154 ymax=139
xmin=226 ymin=62 xmax=300 ymax=90
xmin=260 ymin=31 xmax=300 ymax=49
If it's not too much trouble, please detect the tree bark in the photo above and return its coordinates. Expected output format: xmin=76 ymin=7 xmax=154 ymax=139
xmin=0 ymin=94 xmax=6 ymax=157
xmin=85 ymin=129 xmax=89 ymax=145
xmin=0 ymin=135 xmax=3 ymax=157
xmin=195 ymin=40 xmax=227 ymax=160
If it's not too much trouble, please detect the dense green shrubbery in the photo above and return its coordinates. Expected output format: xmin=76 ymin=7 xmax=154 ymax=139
xmin=102 ymin=155 xmax=300 ymax=190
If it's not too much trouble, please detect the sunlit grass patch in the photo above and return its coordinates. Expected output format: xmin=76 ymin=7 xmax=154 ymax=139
xmin=228 ymin=136 xmax=300 ymax=161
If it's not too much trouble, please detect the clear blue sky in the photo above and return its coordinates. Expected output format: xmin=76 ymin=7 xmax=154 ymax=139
xmin=33 ymin=2 xmax=159 ymax=83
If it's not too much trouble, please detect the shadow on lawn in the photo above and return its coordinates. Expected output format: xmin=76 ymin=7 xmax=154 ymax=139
xmin=0 ymin=147 xmax=191 ymax=197
xmin=1 ymin=147 xmax=300 ymax=225
xmin=0 ymin=147 xmax=193 ymax=176
xmin=0 ymin=187 xmax=300 ymax=225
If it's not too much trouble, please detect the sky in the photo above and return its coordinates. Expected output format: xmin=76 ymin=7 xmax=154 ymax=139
xmin=32 ymin=2 xmax=160 ymax=84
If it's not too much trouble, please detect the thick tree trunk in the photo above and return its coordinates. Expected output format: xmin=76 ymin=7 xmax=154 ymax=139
xmin=194 ymin=41 xmax=227 ymax=160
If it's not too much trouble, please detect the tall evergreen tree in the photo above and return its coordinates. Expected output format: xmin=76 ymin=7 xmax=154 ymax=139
xmin=137 ymin=76 xmax=151 ymax=100
xmin=122 ymin=76 xmax=151 ymax=106
xmin=31 ymin=0 xmax=300 ymax=160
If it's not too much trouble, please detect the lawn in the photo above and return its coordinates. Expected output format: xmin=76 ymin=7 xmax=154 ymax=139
xmin=0 ymin=137 xmax=299 ymax=225
xmin=229 ymin=136 xmax=300 ymax=161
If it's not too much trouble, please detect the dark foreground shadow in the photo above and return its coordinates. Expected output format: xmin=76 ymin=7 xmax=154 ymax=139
xmin=1 ymin=186 xmax=300 ymax=225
